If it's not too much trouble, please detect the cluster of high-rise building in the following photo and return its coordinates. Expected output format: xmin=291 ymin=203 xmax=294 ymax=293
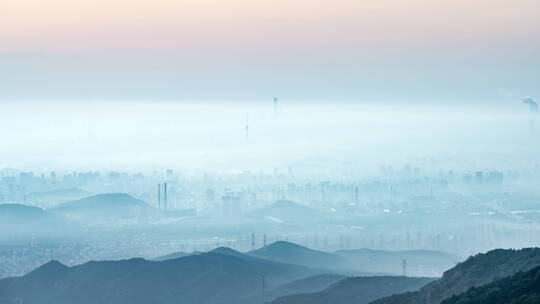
xmin=0 ymin=164 xmax=534 ymax=215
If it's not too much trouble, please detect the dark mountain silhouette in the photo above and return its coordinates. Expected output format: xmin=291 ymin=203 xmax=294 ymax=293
xmin=152 ymin=251 xmax=201 ymax=261
xmin=51 ymin=193 xmax=152 ymax=218
xmin=372 ymin=247 xmax=540 ymax=304
xmin=249 ymin=241 xmax=351 ymax=271
xmin=334 ymin=248 xmax=460 ymax=276
xmin=271 ymin=276 xmax=434 ymax=304
xmin=441 ymin=265 xmax=540 ymax=304
xmin=248 ymin=200 xmax=326 ymax=222
xmin=212 ymin=246 xmax=252 ymax=258
xmin=213 ymin=246 xmax=340 ymax=274
xmin=0 ymin=260 xmax=69 ymax=301
xmin=266 ymin=274 xmax=346 ymax=302
xmin=0 ymin=250 xmax=326 ymax=304
xmin=154 ymin=248 xmax=345 ymax=303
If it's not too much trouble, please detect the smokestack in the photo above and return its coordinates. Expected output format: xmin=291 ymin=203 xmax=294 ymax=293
xmin=158 ymin=184 xmax=161 ymax=209
xmin=273 ymin=97 xmax=278 ymax=116
xmin=523 ymin=97 xmax=538 ymax=112
xmin=261 ymin=274 xmax=266 ymax=304
xmin=164 ymin=182 xmax=168 ymax=209
xmin=522 ymin=97 xmax=538 ymax=133
xmin=245 ymin=114 xmax=249 ymax=141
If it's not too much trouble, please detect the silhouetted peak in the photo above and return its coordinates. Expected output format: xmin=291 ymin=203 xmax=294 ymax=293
xmin=211 ymin=247 xmax=242 ymax=255
xmin=52 ymin=193 xmax=150 ymax=217
xmin=264 ymin=241 xmax=307 ymax=251
xmin=25 ymin=260 xmax=69 ymax=280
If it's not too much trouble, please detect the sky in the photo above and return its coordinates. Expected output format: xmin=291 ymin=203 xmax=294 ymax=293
xmin=1 ymin=0 xmax=539 ymax=102
xmin=0 ymin=1 xmax=539 ymax=172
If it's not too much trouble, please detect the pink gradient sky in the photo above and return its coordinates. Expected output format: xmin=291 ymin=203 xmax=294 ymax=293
xmin=0 ymin=0 xmax=538 ymax=101
xmin=2 ymin=0 xmax=538 ymax=51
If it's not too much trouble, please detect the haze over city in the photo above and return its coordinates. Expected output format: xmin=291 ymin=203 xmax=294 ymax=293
xmin=1 ymin=1 xmax=540 ymax=304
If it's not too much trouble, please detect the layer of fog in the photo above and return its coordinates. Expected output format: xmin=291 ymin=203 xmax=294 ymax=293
xmin=0 ymin=100 xmax=538 ymax=176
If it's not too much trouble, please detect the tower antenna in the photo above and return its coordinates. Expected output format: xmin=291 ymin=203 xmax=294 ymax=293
xmin=401 ymin=258 xmax=407 ymax=277
xmin=245 ymin=113 xmax=250 ymax=141
xmin=164 ymin=182 xmax=168 ymax=210
xmin=157 ymin=184 xmax=161 ymax=209
xmin=261 ymin=274 xmax=266 ymax=304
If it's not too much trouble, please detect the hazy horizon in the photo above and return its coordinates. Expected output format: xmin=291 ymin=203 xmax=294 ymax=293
xmin=0 ymin=100 xmax=538 ymax=175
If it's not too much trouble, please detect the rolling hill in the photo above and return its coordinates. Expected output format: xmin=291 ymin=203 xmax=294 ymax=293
xmin=0 ymin=203 xmax=70 ymax=236
xmin=51 ymin=193 xmax=152 ymax=218
xmin=271 ymin=276 xmax=434 ymax=304
xmin=441 ymin=265 xmax=540 ymax=304
xmin=334 ymin=248 xmax=460 ymax=277
xmin=152 ymin=251 xmax=201 ymax=261
xmin=372 ymin=247 xmax=540 ymax=304
xmin=249 ymin=241 xmax=351 ymax=271
xmin=265 ymin=274 xmax=346 ymax=302
xmin=0 ymin=250 xmax=325 ymax=304
xmin=26 ymin=188 xmax=91 ymax=207
xmin=0 ymin=203 xmax=58 ymax=222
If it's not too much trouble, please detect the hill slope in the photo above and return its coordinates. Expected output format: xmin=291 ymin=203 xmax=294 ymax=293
xmin=335 ymin=248 xmax=460 ymax=276
xmin=372 ymin=248 xmax=540 ymax=304
xmin=51 ymin=193 xmax=151 ymax=217
xmin=0 ymin=203 xmax=57 ymax=222
xmin=0 ymin=251 xmax=325 ymax=304
xmin=152 ymin=251 xmax=200 ymax=261
xmin=0 ymin=204 xmax=70 ymax=236
xmin=26 ymin=188 xmax=91 ymax=207
xmin=271 ymin=276 xmax=434 ymax=304
xmin=441 ymin=265 xmax=540 ymax=304
xmin=249 ymin=241 xmax=350 ymax=271
xmin=266 ymin=274 xmax=346 ymax=302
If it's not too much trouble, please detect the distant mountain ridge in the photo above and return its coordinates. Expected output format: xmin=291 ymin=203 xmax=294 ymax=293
xmin=0 ymin=203 xmax=70 ymax=236
xmin=51 ymin=193 xmax=151 ymax=218
xmin=0 ymin=249 xmax=325 ymax=304
xmin=249 ymin=241 xmax=351 ymax=271
xmin=155 ymin=241 xmax=458 ymax=277
xmin=0 ymin=203 xmax=55 ymax=221
xmin=248 ymin=241 xmax=458 ymax=276
xmin=334 ymin=248 xmax=460 ymax=277
xmin=26 ymin=188 xmax=91 ymax=207
xmin=266 ymin=274 xmax=347 ymax=302
xmin=5 ymin=242 xmax=533 ymax=304
xmin=272 ymin=276 xmax=434 ymax=304
xmin=152 ymin=251 xmax=200 ymax=261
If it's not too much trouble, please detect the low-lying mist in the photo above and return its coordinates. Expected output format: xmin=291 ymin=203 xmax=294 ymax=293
xmin=0 ymin=100 xmax=538 ymax=176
